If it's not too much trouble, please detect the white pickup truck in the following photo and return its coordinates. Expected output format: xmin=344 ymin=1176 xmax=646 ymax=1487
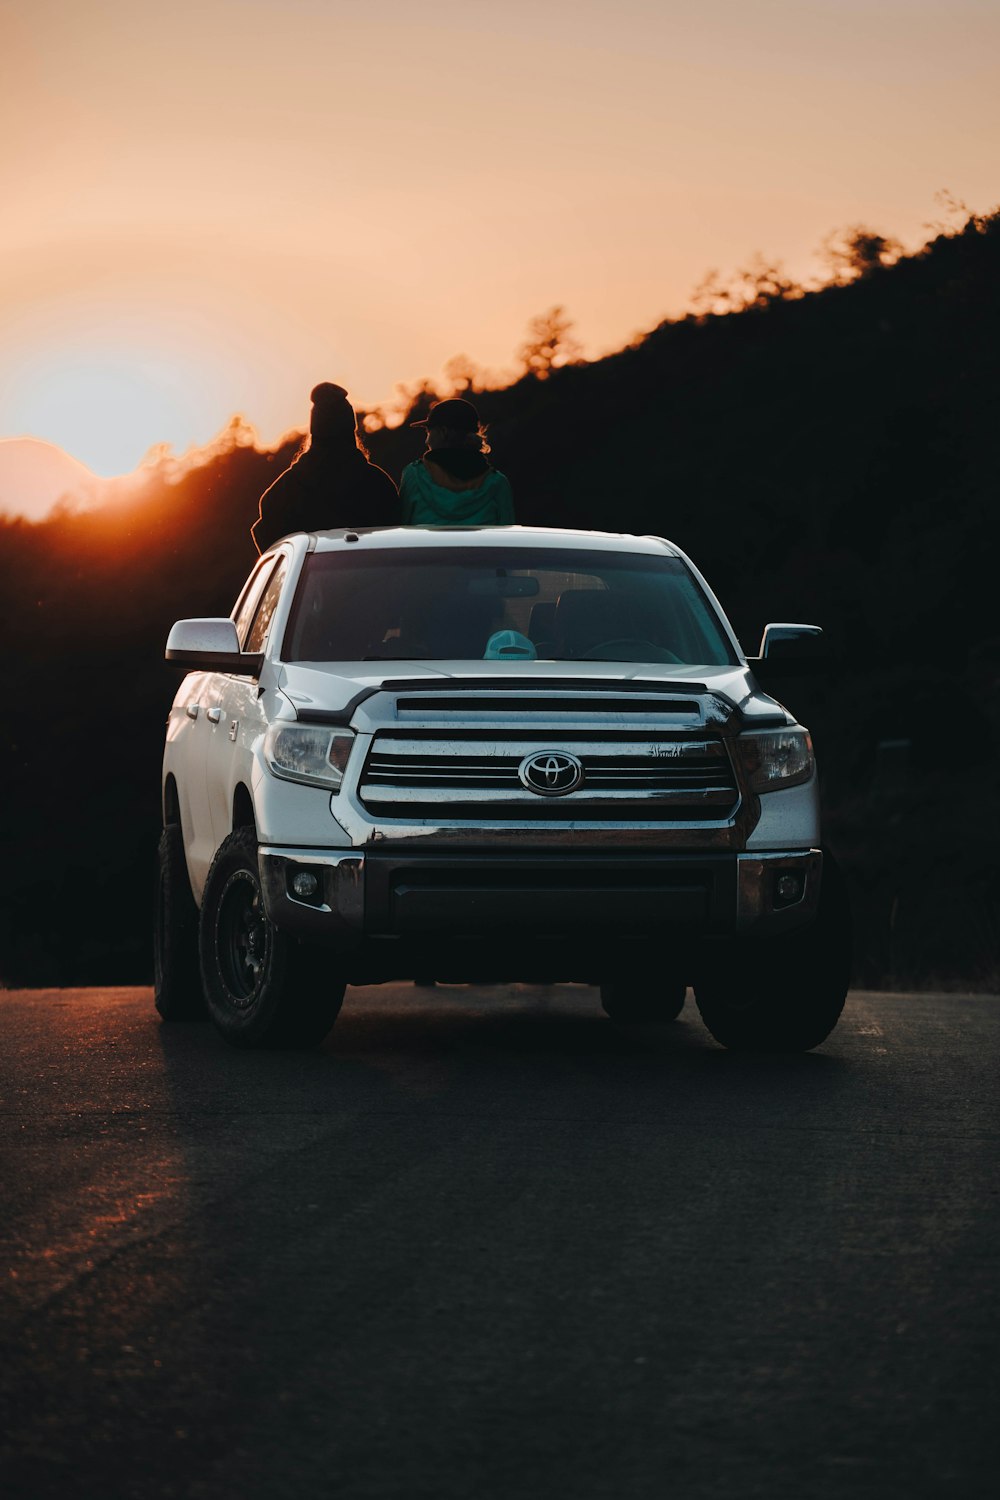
xmin=156 ymin=526 xmax=850 ymax=1050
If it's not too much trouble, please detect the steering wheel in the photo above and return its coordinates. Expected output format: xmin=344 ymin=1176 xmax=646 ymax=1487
xmin=582 ymin=639 xmax=683 ymax=663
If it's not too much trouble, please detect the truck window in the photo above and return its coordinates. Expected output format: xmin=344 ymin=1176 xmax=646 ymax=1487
xmin=282 ymin=547 xmax=737 ymax=667
xmin=233 ymin=557 xmax=280 ymax=649
xmin=245 ymin=558 xmax=288 ymax=655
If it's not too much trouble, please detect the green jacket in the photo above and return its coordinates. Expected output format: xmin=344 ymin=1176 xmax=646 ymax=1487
xmin=399 ymin=460 xmax=515 ymax=526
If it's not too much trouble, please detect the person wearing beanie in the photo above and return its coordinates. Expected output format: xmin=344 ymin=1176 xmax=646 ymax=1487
xmin=399 ymin=398 xmax=515 ymax=527
xmin=251 ymin=383 xmax=399 ymax=552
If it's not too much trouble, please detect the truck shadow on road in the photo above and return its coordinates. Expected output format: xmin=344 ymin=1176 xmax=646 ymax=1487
xmin=156 ymin=982 xmax=851 ymax=1121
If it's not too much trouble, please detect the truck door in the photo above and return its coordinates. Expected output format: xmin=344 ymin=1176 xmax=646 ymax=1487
xmin=205 ymin=555 xmax=289 ymax=851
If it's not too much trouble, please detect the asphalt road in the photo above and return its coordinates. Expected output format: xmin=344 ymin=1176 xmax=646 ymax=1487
xmin=1 ymin=984 xmax=998 ymax=1500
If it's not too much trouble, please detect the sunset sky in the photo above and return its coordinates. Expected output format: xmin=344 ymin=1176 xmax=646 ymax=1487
xmin=1 ymin=0 xmax=998 ymax=478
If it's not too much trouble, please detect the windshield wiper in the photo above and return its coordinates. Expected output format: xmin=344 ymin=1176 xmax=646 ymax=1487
xmin=362 ymin=654 xmax=429 ymax=661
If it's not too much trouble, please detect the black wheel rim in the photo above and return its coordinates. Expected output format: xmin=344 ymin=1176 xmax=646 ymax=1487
xmin=215 ymin=870 xmax=270 ymax=1009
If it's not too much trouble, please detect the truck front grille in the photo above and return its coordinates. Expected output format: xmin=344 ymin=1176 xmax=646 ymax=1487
xmin=359 ymin=733 xmax=739 ymax=824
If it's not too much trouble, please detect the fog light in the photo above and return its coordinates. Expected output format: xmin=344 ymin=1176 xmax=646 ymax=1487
xmin=775 ymin=872 xmax=803 ymax=905
xmin=292 ymin=871 xmax=319 ymax=899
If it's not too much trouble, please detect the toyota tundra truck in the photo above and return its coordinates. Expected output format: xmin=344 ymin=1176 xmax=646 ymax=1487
xmin=156 ymin=526 xmax=850 ymax=1050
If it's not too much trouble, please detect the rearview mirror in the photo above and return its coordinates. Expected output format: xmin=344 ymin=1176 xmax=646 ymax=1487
xmin=467 ymin=575 xmax=540 ymax=598
xmin=165 ymin=619 xmax=263 ymax=675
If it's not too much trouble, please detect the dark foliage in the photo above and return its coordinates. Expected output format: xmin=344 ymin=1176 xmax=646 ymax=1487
xmin=2 ymin=213 xmax=998 ymax=988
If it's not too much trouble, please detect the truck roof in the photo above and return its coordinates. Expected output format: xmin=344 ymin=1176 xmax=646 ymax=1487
xmin=308 ymin=526 xmax=680 ymax=557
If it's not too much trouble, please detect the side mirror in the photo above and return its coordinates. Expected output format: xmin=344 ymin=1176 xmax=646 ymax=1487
xmin=748 ymin=623 xmax=832 ymax=682
xmin=165 ymin=619 xmax=264 ymax=675
xmin=758 ymin=623 xmax=824 ymax=658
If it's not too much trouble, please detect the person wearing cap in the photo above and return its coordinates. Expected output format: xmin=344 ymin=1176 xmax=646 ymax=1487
xmin=252 ymin=383 xmax=399 ymax=553
xmin=399 ymin=398 xmax=515 ymax=527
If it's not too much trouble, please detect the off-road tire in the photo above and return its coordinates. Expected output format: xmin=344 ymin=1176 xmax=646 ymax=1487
xmin=694 ymin=851 xmax=852 ymax=1052
xmin=154 ymin=825 xmax=207 ymax=1020
xmin=199 ymin=826 xmax=345 ymax=1049
xmin=600 ymin=978 xmax=686 ymax=1023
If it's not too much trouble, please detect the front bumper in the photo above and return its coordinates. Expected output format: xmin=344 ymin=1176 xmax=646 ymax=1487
xmin=258 ymin=845 xmax=823 ymax=948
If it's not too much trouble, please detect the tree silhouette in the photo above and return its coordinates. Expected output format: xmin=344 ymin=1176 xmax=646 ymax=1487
xmin=517 ymin=306 xmax=583 ymax=378
xmin=821 ymin=225 xmax=904 ymax=283
xmin=691 ymin=257 xmax=803 ymax=316
xmin=443 ymin=354 xmax=483 ymax=395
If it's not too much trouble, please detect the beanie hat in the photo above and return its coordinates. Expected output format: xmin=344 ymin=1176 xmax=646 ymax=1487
xmin=309 ymin=382 xmax=357 ymax=443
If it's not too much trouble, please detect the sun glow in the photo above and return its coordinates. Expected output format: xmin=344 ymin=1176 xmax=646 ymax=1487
xmin=2 ymin=344 xmax=235 ymax=477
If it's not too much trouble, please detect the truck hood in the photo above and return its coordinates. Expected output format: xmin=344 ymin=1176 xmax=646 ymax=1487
xmin=276 ymin=659 xmax=790 ymax=725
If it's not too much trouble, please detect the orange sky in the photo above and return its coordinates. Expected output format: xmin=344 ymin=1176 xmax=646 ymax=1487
xmin=1 ymin=0 xmax=998 ymax=476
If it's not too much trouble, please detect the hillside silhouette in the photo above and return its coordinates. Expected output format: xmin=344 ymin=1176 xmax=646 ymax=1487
xmin=2 ymin=210 xmax=998 ymax=988
xmin=0 ymin=438 xmax=105 ymax=521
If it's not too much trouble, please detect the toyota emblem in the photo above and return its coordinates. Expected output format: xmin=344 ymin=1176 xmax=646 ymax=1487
xmin=519 ymin=750 xmax=585 ymax=796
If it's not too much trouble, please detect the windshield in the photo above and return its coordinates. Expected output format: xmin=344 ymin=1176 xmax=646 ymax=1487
xmin=282 ymin=547 xmax=737 ymax=667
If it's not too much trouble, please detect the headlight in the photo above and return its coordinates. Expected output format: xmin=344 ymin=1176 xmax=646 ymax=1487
xmin=737 ymin=729 xmax=814 ymax=791
xmin=263 ymin=725 xmax=355 ymax=791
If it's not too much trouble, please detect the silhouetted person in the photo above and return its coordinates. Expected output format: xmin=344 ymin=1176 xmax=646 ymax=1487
xmin=252 ymin=383 xmax=398 ymax=552
xmin=399 ymin=398 xmax=515 ymax=526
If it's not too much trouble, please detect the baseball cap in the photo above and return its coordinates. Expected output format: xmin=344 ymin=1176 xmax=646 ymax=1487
xmin=409 ymin=398 xmax=480 ymax=433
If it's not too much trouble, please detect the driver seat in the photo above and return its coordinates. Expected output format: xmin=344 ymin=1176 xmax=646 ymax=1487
xmin=553 ymin=589 xmax=633 ymax=658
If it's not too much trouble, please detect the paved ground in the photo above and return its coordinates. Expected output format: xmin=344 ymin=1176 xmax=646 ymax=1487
xmin=1 ymin=985 xmax=998 ymax=1500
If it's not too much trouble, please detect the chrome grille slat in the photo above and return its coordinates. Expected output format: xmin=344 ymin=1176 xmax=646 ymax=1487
xmin=361 ymin=785 xmax=737 ymax=806
xmin=366 ymin=768 xmax=731 ymax=790
xmin=367 ymin=739 xmax=728 ymax=760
